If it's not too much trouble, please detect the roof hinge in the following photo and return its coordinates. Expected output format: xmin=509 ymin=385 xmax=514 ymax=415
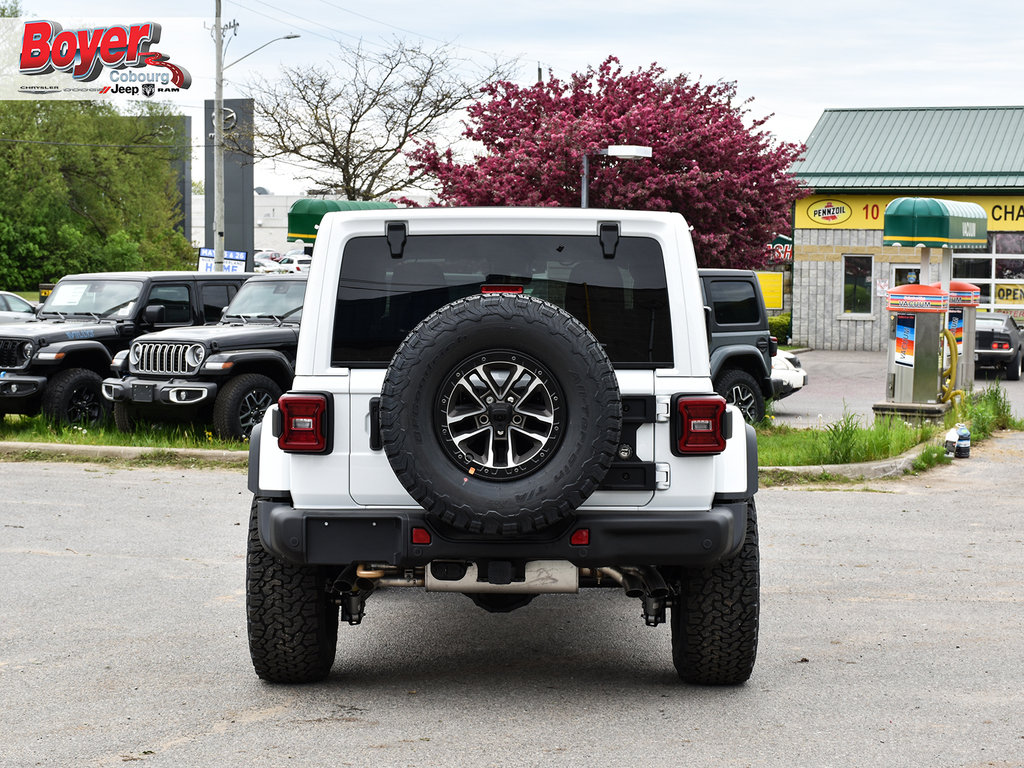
xmin=599 ymin=221 xmax=619 ymax=258
xmin=386 ymin=221 xmax=407 ymax=258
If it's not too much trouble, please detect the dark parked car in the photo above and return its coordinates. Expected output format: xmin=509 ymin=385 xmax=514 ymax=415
xmin=103 ymin=274 xmax=305 ymax=439
xmin=975 ymin=312 xmax=1024 ymax=380
xmin=699 ymin=269 xmax=776 ymax=423
xmin=0 ymin=272 xmax=250 ymax=425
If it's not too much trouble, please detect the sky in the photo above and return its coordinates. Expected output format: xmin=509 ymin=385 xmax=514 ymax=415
xmin=5 ymin=0 xmax=1024 ymax=195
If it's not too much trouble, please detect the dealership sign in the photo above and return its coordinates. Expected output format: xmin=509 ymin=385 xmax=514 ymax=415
xmin=1 ymin=17 xmax=201 ymax=100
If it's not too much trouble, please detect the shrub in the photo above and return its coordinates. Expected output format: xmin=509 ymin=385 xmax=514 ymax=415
xmin=768 ymin=312 xmax=792 ymax=343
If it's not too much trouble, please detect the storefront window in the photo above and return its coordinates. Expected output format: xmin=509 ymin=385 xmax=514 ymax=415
xmin=953 ymin=257 xmax=991 ymax=280
xmin=995 ymin=258 xmax=1024 ymax=279
xmin=842 ymin=255 xmax=872 ymax=313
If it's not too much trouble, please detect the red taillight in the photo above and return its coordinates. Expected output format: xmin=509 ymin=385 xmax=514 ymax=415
xmin=570 ymin=528 xmax=590 ymax=546
xmin=277 ymin=393 xmax=328 ymax=453
xmin=992 ymin=342 xmax=1010 ymax=350
xmin=671 ymin=394 xmax=728 ymax=455
xmin=411 ymin=527 xmax=432 ymax=545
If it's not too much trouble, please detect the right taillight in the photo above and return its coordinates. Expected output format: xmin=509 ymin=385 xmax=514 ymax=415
xmin=671 ymin=394 xmax=729 ymax=455
xmin=277 ymin=393 xmax=330 ymax=453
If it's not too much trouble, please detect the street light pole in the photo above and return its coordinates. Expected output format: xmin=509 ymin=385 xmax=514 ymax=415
xmin=213 ymin=0 xmax=227 ymax=270
xmin=580 ymin=144 xmax=653 ymax=208
xmin=211 ymin=2 xmax=298 ymax=271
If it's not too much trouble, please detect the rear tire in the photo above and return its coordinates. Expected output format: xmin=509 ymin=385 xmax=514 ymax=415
xmin=246 ymin=499 xmax=338 ymax=683
xmin=670 ymin=498 xmax=760 ymax=685
xmin=715 ymin=368 xmax=765 ymax=424
xmin=1007 ymin=350 xmax=1022 ymax=381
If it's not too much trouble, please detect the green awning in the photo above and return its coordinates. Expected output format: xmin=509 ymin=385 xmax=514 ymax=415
xmin=882 ymin=197 xmax=988 ymax=250
xmin=287 ymin=199 xmax=397 ymax=242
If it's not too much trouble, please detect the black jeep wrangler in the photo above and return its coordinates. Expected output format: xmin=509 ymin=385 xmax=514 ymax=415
xmin=699 ymin=269 xmax=776 ymax=423
xmin=103 ymin=274 xmax=306 ymax=439
xmin=0 ymin=272 xmax=249 ymax=425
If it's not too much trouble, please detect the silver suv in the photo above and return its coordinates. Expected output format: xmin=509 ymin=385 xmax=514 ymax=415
xmin=246 ymin=208 xmax=760 ymax=686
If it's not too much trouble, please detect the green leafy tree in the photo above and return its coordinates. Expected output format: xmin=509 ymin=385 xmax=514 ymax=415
xmin=0 ymin=100 xmax=194 ymax=290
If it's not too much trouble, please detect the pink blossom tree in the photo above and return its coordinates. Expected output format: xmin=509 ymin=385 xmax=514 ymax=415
xmin=410 ymin=57 xmax=803 ymax=269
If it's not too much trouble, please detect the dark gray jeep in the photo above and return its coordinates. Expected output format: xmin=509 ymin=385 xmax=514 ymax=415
xmin=0 ymin=272 xmax=248 ymax=425
xmin=103 ymin=274 xmax=306 ymax=439
xmin=699 ymin=269 xmax=776 ymax=423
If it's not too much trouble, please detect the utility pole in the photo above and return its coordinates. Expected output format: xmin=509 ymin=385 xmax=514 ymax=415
xmin=212 ymin=0 xmax=237 ymax=271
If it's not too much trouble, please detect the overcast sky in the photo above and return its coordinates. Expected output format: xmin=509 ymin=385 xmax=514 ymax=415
xmin=8 ymin=0 xmax=1024 ymax=194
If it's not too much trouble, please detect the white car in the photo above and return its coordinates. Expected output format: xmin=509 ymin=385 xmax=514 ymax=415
xmin=771 ymin=349 xmax=807 ymax=399
xmin=272 ymin=255 xmax=312 ymax=274
xmin=0 ymin=290 xmax=38 ymax=323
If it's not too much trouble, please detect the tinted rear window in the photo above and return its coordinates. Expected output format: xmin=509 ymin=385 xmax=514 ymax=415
xmin=332 ymin=234 xmax=673 ymax=367
xmin=707 ymin=280 xmax=761 ymax=326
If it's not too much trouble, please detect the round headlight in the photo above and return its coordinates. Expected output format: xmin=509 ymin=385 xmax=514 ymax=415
xmin=19 ymin=341 xmax=34 ymax=363
xmin=185 ymin=344 xmax=206 ymax=368
xmin=129 ymin=343 xmax=141 ymax=366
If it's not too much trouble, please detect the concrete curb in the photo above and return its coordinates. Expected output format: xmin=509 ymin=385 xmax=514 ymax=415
xmin=0 ymin=438 xmax=925 ymax=479
xmin=0 ymin=440 xmax=246 ymax=463
xmin=761 ymin=444 xmax=925 ymax=480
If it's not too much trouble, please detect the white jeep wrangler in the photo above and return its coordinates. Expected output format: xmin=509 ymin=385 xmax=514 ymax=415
xmin=246 ymin=208 xmax=760 ymax=685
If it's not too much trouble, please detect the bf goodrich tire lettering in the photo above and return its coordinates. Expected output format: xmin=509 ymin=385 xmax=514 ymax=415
xmin=380 ymin=294 xmax=621 ymax=535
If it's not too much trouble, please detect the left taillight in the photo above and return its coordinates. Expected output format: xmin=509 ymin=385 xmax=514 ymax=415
xmin=671 ymin=394 xmax=729 ymax=456
xmin=276 ymin=393 xmax=330 ymax=453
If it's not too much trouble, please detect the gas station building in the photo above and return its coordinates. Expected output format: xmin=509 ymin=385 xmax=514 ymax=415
xmin=790 ymin=106 xmax=1024 ymax=351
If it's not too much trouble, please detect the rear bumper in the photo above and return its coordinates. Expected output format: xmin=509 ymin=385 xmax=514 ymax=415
xmin=974 ymin=350 xmax=1015 ymax=367
xmin=256 ymin=499 xmax=750 ymax=569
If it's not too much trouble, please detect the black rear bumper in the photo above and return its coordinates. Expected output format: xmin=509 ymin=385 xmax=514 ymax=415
xmin=256 ymin=499 xmax=750 ymax=569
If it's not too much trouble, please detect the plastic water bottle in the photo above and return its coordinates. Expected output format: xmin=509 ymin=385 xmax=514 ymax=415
xmin=955 ymin=424 xmax=971 ymax=459
xmin=944 ymin=427 xmax=958 ymax=457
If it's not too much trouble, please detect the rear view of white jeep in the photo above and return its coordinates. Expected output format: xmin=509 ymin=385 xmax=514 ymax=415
xmin=246 ymin=208 xmax=760 ymax=686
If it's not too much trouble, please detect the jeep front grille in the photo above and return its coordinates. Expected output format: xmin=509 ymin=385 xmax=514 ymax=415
xmin=133 ymin=343 xmax=199 ymax=375
xmin=0 ymin=338 xmax=25 ymax=369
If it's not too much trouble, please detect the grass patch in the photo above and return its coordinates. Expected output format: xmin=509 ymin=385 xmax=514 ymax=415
xmin=758 ymin=412 xmax=936 ymax=467
xmin=0 ymin=414 xmax=247 ymax=452
xmin=945 ymin=382 xmax=1024 ymax=438
xmin=759 ymin=382 xmax=1023 ymax=470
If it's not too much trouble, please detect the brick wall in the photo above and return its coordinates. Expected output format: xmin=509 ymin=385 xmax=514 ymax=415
xmin=792 ymin=228 xmax=941 ymax=350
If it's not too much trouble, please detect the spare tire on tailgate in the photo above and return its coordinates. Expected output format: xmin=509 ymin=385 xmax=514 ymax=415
xmin=380 ymin=294 xmax=621 ymax=536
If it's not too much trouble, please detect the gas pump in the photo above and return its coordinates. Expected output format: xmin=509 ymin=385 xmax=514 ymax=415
xmin=874 ymin=283 xmax=951 ymax=421
xmin=931 ymin=280 xmax=980 ymax=396
xmin=875 ymin=197 xmax=988 ymax=423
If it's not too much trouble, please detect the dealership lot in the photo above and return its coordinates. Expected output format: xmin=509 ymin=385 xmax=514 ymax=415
xmin=1 ymin=437 xmax=1021 ymax=767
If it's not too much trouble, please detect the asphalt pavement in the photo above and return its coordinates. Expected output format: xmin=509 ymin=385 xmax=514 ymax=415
xmin=1 ymin=434 xmax=1022 ymax=766
xmin=771 ymin=349 xmax=1024 ymax=428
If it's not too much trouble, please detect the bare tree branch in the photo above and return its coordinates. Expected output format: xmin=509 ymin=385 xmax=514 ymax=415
xmin=242 ymin=37 xmax=516 ymax=199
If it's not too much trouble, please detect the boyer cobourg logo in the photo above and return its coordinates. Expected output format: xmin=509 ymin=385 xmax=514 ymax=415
xmin=18 ymin=20 xmax=192 ymax=96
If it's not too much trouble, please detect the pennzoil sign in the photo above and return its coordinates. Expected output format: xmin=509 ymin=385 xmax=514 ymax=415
xmin=807 ymin=199 xmax=852 ymax=226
